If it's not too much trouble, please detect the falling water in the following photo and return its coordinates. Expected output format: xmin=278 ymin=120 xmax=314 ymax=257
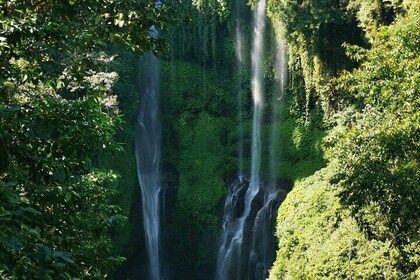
xmin=249 ymin=0 xmax=266 ymax=210
xmin=215 ymin=1 xmax=267 ymax=279
xmin=248 ymin=188 xmax=282 ymax=280
xmin=276 ymin=40 xmax=288 ymax=98
xmin=269 ymin=40 xmax=288 ymax=185
xmin=235 ymin=0 xmax=245 ymax=179
xmin=135 ymin=53 xmax=162 ymax=280
xmin=215 ymin=179 xmax=248 ymax=280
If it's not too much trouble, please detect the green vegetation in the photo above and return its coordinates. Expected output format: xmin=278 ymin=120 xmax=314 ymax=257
xmin=269 ymin=117 xmax=325 ymax=181
xmin=331 ymin=7 xmax=420 ymax=268
xmin=175 ymin=113 xmax=227 ymax=270
xmin=0 ymin=0 xmax=173 ymax=278
xmin=160 ymin=59 xmax=237 ymax=276
xmin=1 ymin=0 xmax=418 ymax=278
xmin=268 ymin=1 xmax=420 ymax=279
xmin=99 ymin=49 xmax=139 ymax=254
xmin=268 ymin=163 xmax=417 ymax=280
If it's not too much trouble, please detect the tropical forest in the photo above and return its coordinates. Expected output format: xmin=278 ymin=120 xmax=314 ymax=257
xmin=0 ymin=0 xmax=419 ymax=279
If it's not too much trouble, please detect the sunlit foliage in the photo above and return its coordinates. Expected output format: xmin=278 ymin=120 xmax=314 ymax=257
xmin=330 ymin=8 xmax=420 ymax=252
xmin=269 ymin=2 xmax=420 ymax=278
xmin=0 ymin=0 xmax=174 ymax=278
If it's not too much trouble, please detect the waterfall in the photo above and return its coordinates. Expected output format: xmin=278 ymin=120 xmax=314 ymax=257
xmin=249 ymin=0 xmax=266 ymax=214
xmin=235 ymin=0 xmax=245 ymax=179
xmin=248 ymin=188 xmax=281 ymax=280
xmin=276 ymin=41 xmax=288 ymax=98
xmin=135 ymin=53 xmax=162 ymax=280
xmin=269 ymin=40 xmax=288 ymax=185
xmin=215 ymin=179 xmax=248 ymax=280
xmin=215 ymin=1 xmax=267 ymax=279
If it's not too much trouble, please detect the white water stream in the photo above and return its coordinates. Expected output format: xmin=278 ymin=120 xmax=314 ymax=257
xmin=135 ymin=53 xmax=162 ymax=280
xmin=215 ymin=1 xmax=267 ymax=279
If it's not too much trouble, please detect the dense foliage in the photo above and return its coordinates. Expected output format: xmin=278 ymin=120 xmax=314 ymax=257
xmin=269 ymin=1 xmax=420 ymax=279
xmin=268 ymin=163 xmax=418 ymax=280
xmin=1 ymin=0 xmax=418 ymax=278
xmin=160 ymin=59 xmax=236 ymax=277
xmin=331 ymin=7 xmax=419 ymax=262
xmin=191 ymin=0 xmax=231 ymax=18
xmin=0 ymin=0 xmax=173 ymax=278
xmin=159 ymin=2 xmax=329 ymax=276
xmin=175 ymin=113 xmax=227 ymax=271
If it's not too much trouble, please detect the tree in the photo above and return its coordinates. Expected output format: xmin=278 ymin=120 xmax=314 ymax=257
xmin=0 ymin=0 xmax=174 ymax=278
xmin=329 ymin=6 xmax=419 ymax=272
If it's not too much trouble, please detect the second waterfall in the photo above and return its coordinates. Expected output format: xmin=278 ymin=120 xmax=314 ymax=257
xmin=215 ymin=0 xmax=269 ymax=279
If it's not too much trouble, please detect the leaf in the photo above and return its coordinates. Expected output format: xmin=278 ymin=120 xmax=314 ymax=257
xmin=44 ymin=246 xmax=52 ymax=261
xmin=109 ymin=33 xmax=115 ymax=43
xmin=52 ymin=251 xmax=75 ymax=265
xmin=3 ymin=189 xmax=19 ymax=204
xmin=51 ymin=262 xmax=66 ymax=268
xmin=28 ymin=227 xmax=41 ymax=236
xmin=0 ymin=105 xmax=22 ymax=112
xmin=6 ymin=237 xmax=21 ymax=250
xmin=95 ymin=15 xmax=101 ymax=25
xmin=65 ymin=192 xmax=72 ymax=202
xmin=22 ymin=207 xmax=42 ymax=216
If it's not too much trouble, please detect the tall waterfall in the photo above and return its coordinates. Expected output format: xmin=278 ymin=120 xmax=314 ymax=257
xmin=215 ymin=1 xmax=267 ymax=279
xmin=246 ymin=39 xmax=288 ymax=280
xmin=249 ymin=0 xmax=266 ymax=212
xmin=135 ymin=53 xmax=162 ymax=280
xmin=235 ymin=0 xmax=245 ymax=179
